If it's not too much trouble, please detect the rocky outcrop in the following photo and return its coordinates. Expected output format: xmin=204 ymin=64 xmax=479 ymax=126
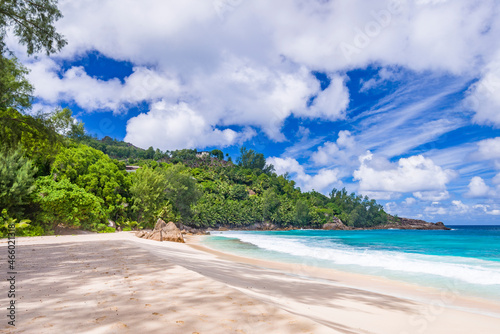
xmin=365 ymin=217 xmax=451 ymax=230
xmin=135 ymin=219 xmax=185 ymax=243
xmin=323 ymin=217 xmax=350 ymax=230
xmin=135 ymin=230 xmax=150 ymax=238
xmin=158 ymin=216 xmax=450 ymax=234
xmin=244 ymin=222 xmax=278 ymax=231
xmin=178 ymin=223 xmax=210 ymax=235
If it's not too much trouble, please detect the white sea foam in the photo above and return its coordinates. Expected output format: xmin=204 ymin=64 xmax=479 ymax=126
xmin=216 ymin=232 xmax=500 ymax=286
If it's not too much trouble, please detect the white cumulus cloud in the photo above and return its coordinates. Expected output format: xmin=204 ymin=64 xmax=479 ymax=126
xmin=311 ymin=130 xmax=357 ymax=167
xmin=413 ymin=191 xmax=450 ymax=201
xmin=451 ymin=200 xmax=469 ymax=214
xmin=27 ymin=58 xmax=181 ymax=113
xmin=466 ymin=176 xmax=496 ymax=198
xmin=354 ymin=152 xmax=456 ymax=194
xmin=475 ymin=137 xmax=500 ymax=160
xmin=466 ymin=52 xmax=500 ymax=127
xmin=124 ymin=101 xmax=255 ymax=150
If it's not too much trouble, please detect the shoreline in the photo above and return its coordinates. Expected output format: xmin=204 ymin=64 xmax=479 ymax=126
xmin=2 ymin=232 xmax=499 ymax=333
xmin=189 ymin=235 xmax=500 ymax=319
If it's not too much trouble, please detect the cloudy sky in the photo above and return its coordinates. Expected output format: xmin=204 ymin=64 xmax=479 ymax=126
xmin=10 ymin=0 xmax=500 ymax=224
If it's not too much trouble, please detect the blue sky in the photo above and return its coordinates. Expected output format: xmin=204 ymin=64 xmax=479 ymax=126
xmin=10 ymin=0 xmax=500 ymax=224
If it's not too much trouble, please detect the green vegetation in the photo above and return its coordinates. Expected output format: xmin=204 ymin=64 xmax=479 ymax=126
xmin=0 ymin=0 xmax=67 ymax=55
xmin=130 ymin=164 xmax=200 ymax=228
xmin=0 ymin=209 xmax=37 ymax=238
xmin=0 ymin=57 xmax=33 ymax=110
xmin=0 ymin=105 xmax=388 ymax=235
xmin=0 ymin=147 xmax=37 ymax=214
xmin=31 ymin=176 xmax=106 ymax=232
xmin=0 ymin=1 xmax=387 ymax=237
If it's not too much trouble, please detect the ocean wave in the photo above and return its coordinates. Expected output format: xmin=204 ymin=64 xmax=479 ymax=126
xmin=216 ymin=232 xmax=500 ymax=286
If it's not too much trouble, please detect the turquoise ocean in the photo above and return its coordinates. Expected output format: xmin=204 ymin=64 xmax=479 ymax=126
xmin=203 ymin=226 xmax=500 ymax=302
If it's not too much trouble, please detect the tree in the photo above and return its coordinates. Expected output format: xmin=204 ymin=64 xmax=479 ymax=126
xmin=210 ymin=149 xmax=224 ymax=160
xmin=0 ymin=208 xmax=39 ymax=237
xmin=237 ymin=147 xmax=266 ymax=170
xmin=31 ymin=176 xmax=106 ymax=232
xmin=144 ymin=146 xmax=154 ymax=160
xmin=0 ymin=108 xmax=61 ymax=175
xmin=153 ymin=148 xmax=163 ymax=161
xmin=262 ymin=188 xmax=280 ymax=222
xmin=0 ymin=146 xmax=37 ymax=213
xmin=130 ymin=164 xmax=201 ymax=227
xmin=0 ymin=0 xmax=67 ymax=55
xmin=51 ymin=144 xmax=104 ymax=181
xmin=0 ymin=56 xmax=33 ymax=110
xmin=162 ymin=164 xmax=201 ymax=222
xmin=237 ymin=147 xmax=274 ymax=173
xmin=294 ymin=199 xmax=310 ymax=226
xmin=48 ymin=108 xmax=85 ymax=139
xmin=130 ymin=166 xmax=169 ymax=227
xmin=229 ymin=184 xmax=248 ymax=200
xmin=51 ymin=144 xmax=131 ymax=219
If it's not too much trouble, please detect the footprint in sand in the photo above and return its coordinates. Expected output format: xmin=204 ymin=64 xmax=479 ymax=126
xmin=112 ymin=322 xmax=129 ymax=329
xmin=95 ymin=316 xmax=107 ymax=323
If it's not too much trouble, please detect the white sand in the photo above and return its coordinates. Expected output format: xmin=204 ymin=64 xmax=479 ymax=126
xmin=1 ymin=232 xmax=499 ymax=334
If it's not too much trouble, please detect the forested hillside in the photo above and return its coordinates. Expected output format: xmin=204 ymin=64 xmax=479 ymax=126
xmin=1 ymin=105 xmax=388 ymax=237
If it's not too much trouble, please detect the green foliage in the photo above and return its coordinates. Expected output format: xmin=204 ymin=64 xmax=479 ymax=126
xmin=51 ymin=144 xmax=131 ymax=220
xmin=229 ymin=184 xmax=248 ymax=200
xmin=130 ymin=166 xmax=169 ymax=228
xmin=294 ymin=199 xmax=310 ymax=226
xmin=0 ymin=209 xmax=36 ymax=238
xmin=211 ymin=149 xmax=224 ymax=160
xmin=81 ymin=135 xmax=145 ymax=160
xmin=330 ymin=188 xmax=387 ymax=227
xmin=0 ymin=146 xmax=37 ymax=213
xmin=0 ymin=104 xmax=389 ymax=233
xmin=0 ymin=108 xmax=62 ymax=175
xmin=48 ymin=108 xmax=85 ymax=139
xmin=31 ymin=176 xmax=106 ymax=232
xmin=52 ymin=144 xmax=104 ymax=181
xmin=163 ymin=164 xmax=201 ymax=221
xmin=0 ymin=56 xmax=33 ymax=110
xmin=118 ymin=220 xmax=139 ymax=231
xmin=237 ymin=147 xmax=274 ymax=173
xmin=96 ymin=225 xmax=116 ymax=233
xmin=130 ymin=164 xmax=201 ymax=228
xmin=262 ymin=188 xmax=280 ymax=222
xmin=170 ymin=149 xmax=197 ymax=161
xmin=144 ymin=146 xmax=154 ymax=159
xmin=0 ymin=0 xmax=67 ymax=55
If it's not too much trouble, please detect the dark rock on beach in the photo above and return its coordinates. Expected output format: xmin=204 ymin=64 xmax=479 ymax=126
xmin=135 ymin=219 xmax=185 ymax=242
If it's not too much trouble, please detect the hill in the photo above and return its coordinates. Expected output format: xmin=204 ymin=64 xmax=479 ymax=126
xmin=1 ymin=109 xmax=448 ymax=237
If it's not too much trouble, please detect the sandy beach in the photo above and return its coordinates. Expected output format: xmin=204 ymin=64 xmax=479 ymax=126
xmin=1 ymin=232 xmax=499 ymax=334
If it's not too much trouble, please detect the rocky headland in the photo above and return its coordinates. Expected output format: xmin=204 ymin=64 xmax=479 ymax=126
xmin=202 ymin=216 xmax=451 ymax=232
xmin=134 ymin=216 xmax=450 ymax=243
